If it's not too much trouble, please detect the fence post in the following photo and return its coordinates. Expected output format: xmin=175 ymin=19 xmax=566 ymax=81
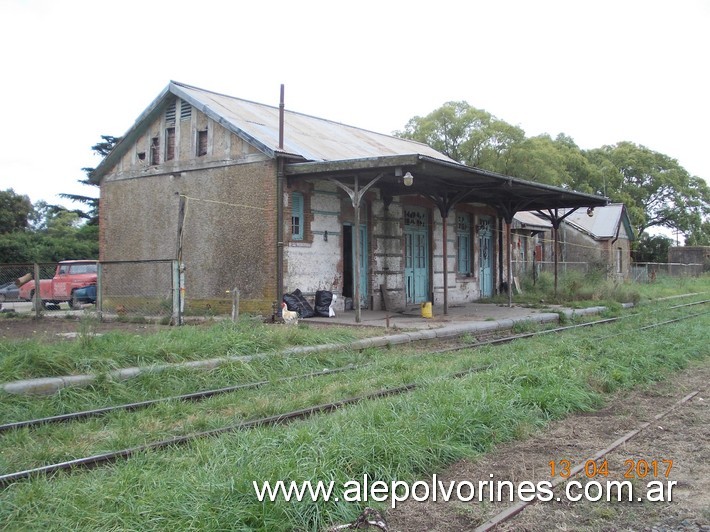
xmin=178 ymin=262 xmax=186 ymax=326
xmin=171 ymin=260 xmax=180 ymax=326
xmin=96 ymin=262 xmax=103 ymax=321
xmin=231 ymin=287 xmax=240 ymax=322
xmin=33 ymin=263 xmax=41 ymax=319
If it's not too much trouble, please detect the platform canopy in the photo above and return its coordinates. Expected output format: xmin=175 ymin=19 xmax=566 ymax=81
xmin=287 ymin=152 xmax=608 ymax=316
xmin=285 ymin=153 xmax=608 ymax=217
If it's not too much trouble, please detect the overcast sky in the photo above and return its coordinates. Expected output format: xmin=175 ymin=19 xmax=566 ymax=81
xmin=1 ymin=0 xmax=708 ymax=211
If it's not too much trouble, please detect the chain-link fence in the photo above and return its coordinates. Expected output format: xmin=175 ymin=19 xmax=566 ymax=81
xmin=0 ymin=261 xmax=180 ymax=323
xmin=0 ymin=263 xmax=56 ymax=315
xmin=98 ymin=260 xmax=179 ymax=323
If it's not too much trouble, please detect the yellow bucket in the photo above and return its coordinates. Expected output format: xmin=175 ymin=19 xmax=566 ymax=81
xmin=421 ymin=301 xmax=432 ymax=318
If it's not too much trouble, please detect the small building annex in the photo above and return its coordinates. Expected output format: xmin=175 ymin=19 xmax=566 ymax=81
xmin=559 ymin=204 xmax=634 ymax=279
xmin=91 ymin=81 xmax=608 ymax=318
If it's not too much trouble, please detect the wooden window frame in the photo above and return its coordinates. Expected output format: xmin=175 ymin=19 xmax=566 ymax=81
xmin=149 ymin=137 xmax=160 ymax=165
xmin=165 ymin=127 xmax=176 ymax=161
xmin=197 ymin=129 xmax=208 ymax=157
xmin=291 ymin=192 xmax=304 ymax=241
xmin=456 ymin=213 xmax=473 ymax=276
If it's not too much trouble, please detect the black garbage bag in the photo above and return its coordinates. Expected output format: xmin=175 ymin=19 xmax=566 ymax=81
xmin=314 ymin=290 xmax=333 ymax=317
xmin=282 ymin=289 xmax=315 ymax=318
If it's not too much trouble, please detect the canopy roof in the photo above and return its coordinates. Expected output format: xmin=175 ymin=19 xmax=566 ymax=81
xmin=286 ymin=154 xmax=608 ymax=217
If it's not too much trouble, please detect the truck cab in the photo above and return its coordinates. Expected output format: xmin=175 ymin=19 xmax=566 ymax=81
xmin=19 ymin=260 xmax=98 ymax=309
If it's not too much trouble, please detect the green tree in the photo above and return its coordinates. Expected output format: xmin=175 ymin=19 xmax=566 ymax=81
xmin=504 ymin=133 xmax=595 ymax=188
xmin=58 ymin=134 xmax=121 ymax=225
xmin=584 ymin=142 xmax=710 ymax=237
xmin=632 ymin=233 xmax=673 ymax=262
xmin=685 ymin=219 xmax=710 ymax=246
xmin=0 ymin=189 xmax=33 ymax=234
xmin=395 ymin=102 xmax=525 ymax=171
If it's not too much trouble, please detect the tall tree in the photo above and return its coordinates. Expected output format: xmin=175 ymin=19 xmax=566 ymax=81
xmin=0 ymin=189 xmax=33 ymax=234
xmin=632 ymin=233 xmax=673 ymax=262
xmin=685 ymin=219 xmax=710 ymax=246
xmin=395 ymin=102 xmax=525 ymax=171
xmin=58 ymin=134 xmax=121 ymax=225
xmin=585 ymin=142 xmax=710 ymax=237
xmin=504 ymin=133 xmax=596 ymax=188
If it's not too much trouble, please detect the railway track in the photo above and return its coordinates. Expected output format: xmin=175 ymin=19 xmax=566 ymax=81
xmin=1 ymin=299 xmax=707 ymax=488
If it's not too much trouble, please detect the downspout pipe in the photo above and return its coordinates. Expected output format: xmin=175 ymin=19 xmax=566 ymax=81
xmin=276 ymin=85 xmax=285 ymax=309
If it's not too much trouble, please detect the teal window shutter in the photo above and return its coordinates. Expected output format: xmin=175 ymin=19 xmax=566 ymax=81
xmin=456 ymin=214 xmax=471 ymax=275
xmin=292 ymin=192 xmax=304 ymax=240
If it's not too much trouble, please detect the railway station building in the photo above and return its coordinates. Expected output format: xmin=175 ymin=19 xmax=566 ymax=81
xmin=91 ymin=81 xmax=608 ymax=319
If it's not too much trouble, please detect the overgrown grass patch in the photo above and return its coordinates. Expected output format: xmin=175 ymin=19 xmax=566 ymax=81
xmin=1 ymin=309 xmax=707 ymax=530
xmin=0 ymin=318 xmax=379 ymax=382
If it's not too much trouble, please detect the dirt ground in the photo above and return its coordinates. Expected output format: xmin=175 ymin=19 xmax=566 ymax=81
xmin=387 ymin=360 xmax=710 ymax=532
xmin=0 ymin=314 xmax=172 ymax=342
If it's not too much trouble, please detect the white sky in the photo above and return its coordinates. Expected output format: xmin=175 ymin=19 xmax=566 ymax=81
xmin=1 ymin=0 xmax=708 ymax=211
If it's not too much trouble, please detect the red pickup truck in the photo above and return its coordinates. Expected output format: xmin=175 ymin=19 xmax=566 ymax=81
xmin=19 ymin=260 xmax=98 ymax=309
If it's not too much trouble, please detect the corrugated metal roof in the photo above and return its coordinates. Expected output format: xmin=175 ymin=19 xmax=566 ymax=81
xmin=514 ymin=211 xmax=552 ymax=229
xmin=172 ymin=82 xmax=456 ymax=163
xmin=563 ymin=204 xmax=626 ymax=238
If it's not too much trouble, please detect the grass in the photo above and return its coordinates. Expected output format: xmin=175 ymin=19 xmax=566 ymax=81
xmin=0 ymin=317 xmax=382 ymax=382
xmin=0 ymin=299 xmax=708 ymax=530
xmin=493 ymin=271 xmax=709 ymax=308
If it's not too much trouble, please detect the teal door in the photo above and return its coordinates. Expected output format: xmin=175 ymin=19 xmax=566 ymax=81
xmin=355 ymin=224 xmax=368 ymax=307
xmin=478 ymin=216 xmax=493 ymax=298
xmin=404 ymin=208 xmax=429 ymax=304
xmin=344 ymin=223 xmax=368 ymax=308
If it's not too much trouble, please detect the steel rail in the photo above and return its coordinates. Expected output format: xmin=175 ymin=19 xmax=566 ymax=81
xmin=0 ymin=365 xmax=358 ymax=433
xmin=3 ymin=300 xmax=707 ymax=433
xmin=1 ymin=308 xmax=706 ymax=487
xmin=0 ymin=384 xmax=421 ymax=487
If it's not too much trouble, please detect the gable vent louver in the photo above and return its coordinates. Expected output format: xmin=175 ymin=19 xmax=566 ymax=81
xmin=180 ymin=101 xmax=192 ymax=121
xmin=165 ymin=101 xmax=177 ymax=126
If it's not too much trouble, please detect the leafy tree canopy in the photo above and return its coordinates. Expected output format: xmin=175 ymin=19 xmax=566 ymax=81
xmin=632 ymin=233 xmax=673 ymax=263
xmin=58 ymin=134 xmax=121 ymax=226
xmin=0 ymin=189 xmax=33 ymax=234
xmin=685 ymin=219 xmax=710 ymax=246
xmin=395 ymin=101 xmax=525 ymax=171
xmin=585 ymin=142 xmax=710 ymax=237
xmin=397 ymin=103 xmax=709 ymax=243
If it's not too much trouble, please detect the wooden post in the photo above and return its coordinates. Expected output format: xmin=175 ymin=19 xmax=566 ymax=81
xmin=442 ymin=214 xmax=448 ymax=315
xmin=231 ymin=287 xmax=240 ymax=322
xmin=553 ymin=223 xmax=559 ymax=298
xmin=33 ymin=263 xmax=41 ymax=318
xmin=353 ymin=176 xmax=361 ymax=324
xmin=506 ymin=220 xmax=513 ymax=308
xmin=328 ymin=174 xmax=382 ymax=325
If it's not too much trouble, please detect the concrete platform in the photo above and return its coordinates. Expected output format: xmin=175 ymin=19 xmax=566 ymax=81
xmin=306 ymin=302 xmax=565 ymax=330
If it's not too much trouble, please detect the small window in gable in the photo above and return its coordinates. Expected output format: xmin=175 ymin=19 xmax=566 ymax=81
xmin=180 ymin=101 xmax=192 ymax=121
xmin=137 ymin=151 xmax=146 ymax=161
xmin=291 ymin=192 xmax=304 ymax=241
xmin=166 ymin=127 xmax=176 ymax=161
xmin=165 ymin=101 xmax=176 ymax=126
xmin=150 ymin=137 xmax=160 ymax=165
xmin=197 ymin=129 xmax=208 ymax=157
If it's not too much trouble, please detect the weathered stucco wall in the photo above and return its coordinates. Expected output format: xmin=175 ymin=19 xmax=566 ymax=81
xmin=284 ymin=182 xmax=343 ymax=296
xmin=283 ymin=186 xmax=503 ymax=313
xmin=669 ymin=246 xmax=710 ymax=271
xmin=561 ymin=225 xmax=632 ymax=278
xmin=99 ymin=99 xmax=277 ymax=313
